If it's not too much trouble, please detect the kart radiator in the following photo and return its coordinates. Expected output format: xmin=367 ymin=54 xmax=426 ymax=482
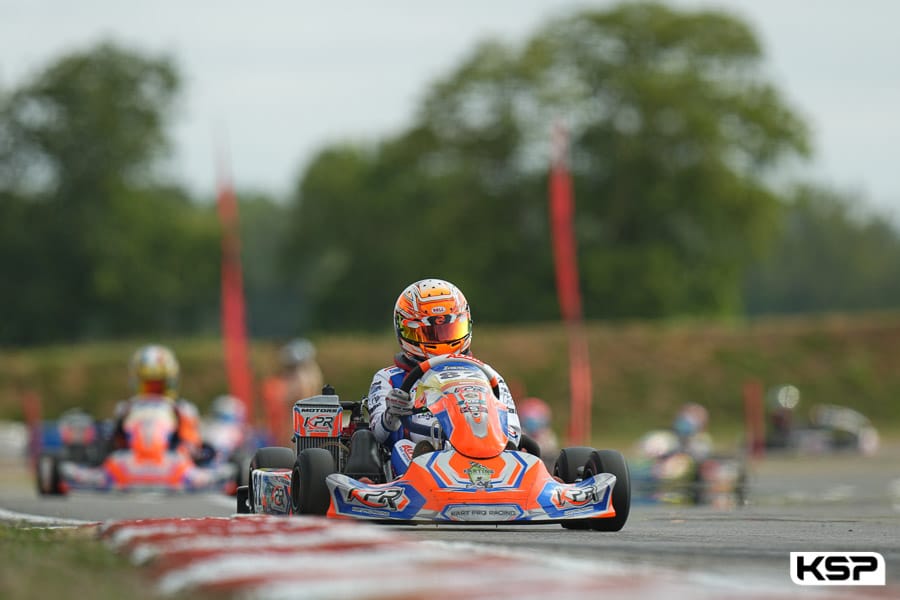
xmin=292 ymin=394 xmax=348 ymax=472
xmin=295 ymin=436 xmax=347 ymax=472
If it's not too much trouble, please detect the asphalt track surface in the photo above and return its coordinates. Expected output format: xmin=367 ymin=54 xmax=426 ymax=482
xmin=2 ymin=449 xmax=899 ymax=596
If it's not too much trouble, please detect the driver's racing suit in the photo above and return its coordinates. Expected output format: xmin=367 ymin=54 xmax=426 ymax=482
xmin=112 ymin=395 xmax=202 ymax=455
xmin=366 ymin=353 xmax=522 ymax=450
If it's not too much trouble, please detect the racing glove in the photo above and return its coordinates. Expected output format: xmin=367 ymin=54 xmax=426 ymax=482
xmin=383 ymin=388 xmax=413 ymax=431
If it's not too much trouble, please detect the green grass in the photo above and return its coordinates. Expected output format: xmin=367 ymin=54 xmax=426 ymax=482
xmin=0 ymin=524 xmax=168 ymax=600
xmin=3 ymin=311 xmax=900 ymax=443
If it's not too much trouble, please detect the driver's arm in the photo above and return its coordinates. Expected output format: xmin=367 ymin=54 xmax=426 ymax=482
xmin=111 ymin=399 xmax=131 ymax=450
xmin=366 ymin=369 xmax=398 ymax=444
xmin=497 ymin=377 xmax=522 ymax=447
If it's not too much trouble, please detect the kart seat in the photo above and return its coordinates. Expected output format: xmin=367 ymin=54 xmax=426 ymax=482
xmin=345 ymin=429 xmax=385 ymax=483
xmin=412 ymin=440 xmax=435 ymax=458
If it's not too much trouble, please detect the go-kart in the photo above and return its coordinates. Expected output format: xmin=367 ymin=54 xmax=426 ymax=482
xmin=238 ymin=354 xmax=631 ymax=530
xmin=630 ymin=430 xmax=747 ymax=507
xmin=765 ymin=404 xmax=880 ymax=456
xmin=199 ymin=413 xmax=265 ymax=491
xmin=31 ymin=407 xmax=112 ymax=468
xmin=36 ymin=396 xmax=238 ymax=495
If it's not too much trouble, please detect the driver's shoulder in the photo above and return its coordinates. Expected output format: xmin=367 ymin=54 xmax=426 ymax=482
xmin=372 ymin=364 xmax=404 ymax=379
xmin=367 ymin=364 xmax=403 ymax=397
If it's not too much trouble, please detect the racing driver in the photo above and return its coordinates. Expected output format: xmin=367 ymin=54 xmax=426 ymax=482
xmin=366 ymin=278 xmax=525 ymax=470
xmin=112 ymin=344 xmax=203 ymax=456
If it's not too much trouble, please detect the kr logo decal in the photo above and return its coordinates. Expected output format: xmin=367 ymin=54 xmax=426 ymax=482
xmin=347 ymin=487 xmax=409 ymax=510
xmin=464 ymin=462 xmax=494 ymax=488
xmin=553 ymin=484 xmax=602 ymax=508
xmin=400 ymin=443 xmax=415 ymax=461
xmin=304 ymin=415 xmax=335 ymax=429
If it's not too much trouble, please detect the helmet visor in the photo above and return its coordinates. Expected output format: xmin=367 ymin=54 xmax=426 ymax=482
xmin=399 ymin=313 xmax=470 ymax=344
xmin=138 ymin=380 xmax=167 ymax=395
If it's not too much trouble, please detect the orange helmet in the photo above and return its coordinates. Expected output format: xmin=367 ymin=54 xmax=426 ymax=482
xmin=394 ymin=278 xmax=472 ymax=361
xmin=129 ymin=344 xmax=180 ymax=398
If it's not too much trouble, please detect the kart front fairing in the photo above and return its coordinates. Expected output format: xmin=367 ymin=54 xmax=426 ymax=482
xmin=326 ymin=448 xmax=617 ymax=523
xmin=58 ymin=448 xmax=234 ymax=493
xmin=52 ymin=397 xmax=235 ymax=493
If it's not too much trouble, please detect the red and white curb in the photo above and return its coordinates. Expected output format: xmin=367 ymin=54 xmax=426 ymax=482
xmin=96 ymin=515 xmax=840 ymax=600
xmin=100 ymin=516 xmax=617 ymax=599
xmin=4 ymin=508 xmax=871 ymax=599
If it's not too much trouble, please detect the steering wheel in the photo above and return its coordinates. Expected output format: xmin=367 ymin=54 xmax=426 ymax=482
xmin=399 ymin=355 xmax=502 ymax=412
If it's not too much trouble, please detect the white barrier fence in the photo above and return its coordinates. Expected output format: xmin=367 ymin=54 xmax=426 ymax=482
xmin=0 ymin=421 xmax=27 ymax=460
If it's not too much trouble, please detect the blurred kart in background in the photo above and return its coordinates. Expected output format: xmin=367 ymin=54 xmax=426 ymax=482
xmin=764 ymin=385 xmax=879 ymax=456
xmin=629 ymin=403 xmax=748 ymax=507
xmin=630 ymin=429 xmax=747 ymax=508
xmin=517 ymin=396 xmax=560 ymax=471
xmin=36 ymin=397 xmax=239 ymax=495
xmin=766 ymin=403 xmax=880 ymax=456
xmin=239 ymin=355 xmax=632 ymax=530
xmin=200 ymin=394 xmax=267 ymax=485
xmin=32 ymin=407 xmax=112 ymax=468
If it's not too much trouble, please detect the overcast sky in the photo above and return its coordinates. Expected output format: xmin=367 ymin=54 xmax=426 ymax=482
xmin=3 ymin=1 xmax=899 ymax=220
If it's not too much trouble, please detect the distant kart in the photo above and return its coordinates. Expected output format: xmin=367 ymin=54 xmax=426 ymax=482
xmin=200 ymin=417 xmax=265 ymax=491
xmin=630 ymin=430 xmax=747 ymax=507
xmin=765 ymin=404 xmax=880 ymax=456
xmin=32 ymin=408 xmax=111 ymax=468
xmin=238 ymin=354 xmax=631 ymax=530
xmin=36 ymin=398 xmax=237 ymax=495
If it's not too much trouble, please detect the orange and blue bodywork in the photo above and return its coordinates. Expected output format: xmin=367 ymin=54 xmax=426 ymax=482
xmin=326 ymin=356 xmax=618 ymax=524
xmin=55 ymin=398 xmax=234 ymax=493
xmin=248 ymin=356 xmax=623 ymax=525
xmin=326 ymin=449 xmax=616 ymax=523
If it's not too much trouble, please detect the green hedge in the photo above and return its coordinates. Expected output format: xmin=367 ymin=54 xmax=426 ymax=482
xmin=2 ymin=312 xmax=900 ymax=444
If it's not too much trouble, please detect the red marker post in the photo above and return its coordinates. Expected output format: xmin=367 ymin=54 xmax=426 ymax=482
xmin=549 ymin=124 xmax=593 ymax=446
xmin=216 ymin=155 xmax=256 ymax=423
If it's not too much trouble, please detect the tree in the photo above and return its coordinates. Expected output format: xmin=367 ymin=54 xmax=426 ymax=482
xmin=285 ymin=2 xmax=809 ymax=329
xmin=0 ymin=42 xmax=219 ymax=343
xmin=237 ymin=191 xmax=305 ymax=338
xmin=283 ymin=144 xmax=415 ymax=331
xmin=744 ymin=185 xmax=900 ymax=314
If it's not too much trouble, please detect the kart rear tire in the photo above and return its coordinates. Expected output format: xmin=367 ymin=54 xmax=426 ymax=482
xmin=691 ymin=458 xmax=705 ymax=505
xmin=231 ymin=452 xmax=252 ymax=489
xmin=291 ymin=448 xmax=335 ymax=515
xmin=236 ymin=485 xmax=251 ymax=514
xmin=583 ymin=449 xmax=631 ymax=531
xmin=735 ymin=461 xmax=748 ymax=507
xmin=249 ymin=447 xmax=295 ymax=512
xmin=36 ymin=453 xmax=65 ymax=496
xmin=554 ymin=447 xmax=596 ymax=483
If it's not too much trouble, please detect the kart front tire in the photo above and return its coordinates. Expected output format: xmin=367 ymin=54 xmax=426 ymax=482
xmin=735 ymin=461 xmax=749 ymax=507
xmin=231 ymin=452 xmax=252 ymax=489
xmin=583 ymin=449 xmax=631 ymax=531
xmin=291 ymin=448 xmax=335 ymax=515
xmin=36 ymin=453 xmax=65 ymax=496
